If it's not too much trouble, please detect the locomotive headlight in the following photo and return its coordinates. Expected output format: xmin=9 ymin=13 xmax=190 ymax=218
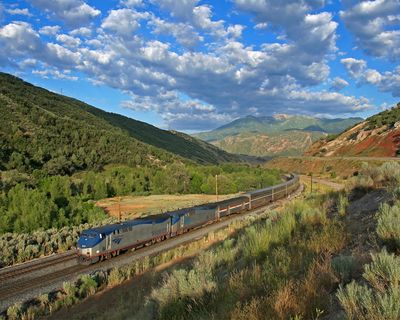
xmin=96 ymin=250 xmax=99 ymax=253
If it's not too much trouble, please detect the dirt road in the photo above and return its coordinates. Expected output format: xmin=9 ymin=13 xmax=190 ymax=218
xmin=300 ymin=175 xmax=344 ymax=191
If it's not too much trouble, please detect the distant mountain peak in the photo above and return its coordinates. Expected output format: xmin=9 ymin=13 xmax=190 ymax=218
xmin=273 ymin=114 xmax=290 ymax=120
xmin=193 ymin=114 xmax=362 ymax=157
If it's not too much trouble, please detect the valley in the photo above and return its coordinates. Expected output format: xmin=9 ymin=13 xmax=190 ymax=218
xmin=1 ymin=70 xmax=399 ymax=320
xmin=1 ymin=1 xmax=400 ymax=319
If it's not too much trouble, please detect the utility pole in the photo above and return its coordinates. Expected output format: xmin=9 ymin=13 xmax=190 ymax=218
xmin=118 ymin=196 xmax=121 ymax=223
xmin=215 ymin=174 xmax=218 ymax=201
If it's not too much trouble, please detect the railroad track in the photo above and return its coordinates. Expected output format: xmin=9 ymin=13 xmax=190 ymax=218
xmin=0 ymin=184 xmax=303 ymax=311
xmin=0 ymin=251 xmax=77 ymax=284
xmin=0 ymin=265 xmax=86 ymax=302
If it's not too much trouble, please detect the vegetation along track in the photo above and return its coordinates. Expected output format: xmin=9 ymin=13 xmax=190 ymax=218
xmin=0 ymin=182 xmax=303 ymax=311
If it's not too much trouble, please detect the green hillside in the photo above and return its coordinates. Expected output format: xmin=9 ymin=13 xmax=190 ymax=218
xmin=0 ymin=72 xmax=239 ymax=177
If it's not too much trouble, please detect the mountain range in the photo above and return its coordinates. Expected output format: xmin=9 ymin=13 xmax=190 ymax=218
xmin=194 ymin=115 xmax=362 ymax=157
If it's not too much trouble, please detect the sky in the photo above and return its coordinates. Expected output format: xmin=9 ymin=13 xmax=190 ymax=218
xmin=0 ymin=0 xmax=399 ymax=132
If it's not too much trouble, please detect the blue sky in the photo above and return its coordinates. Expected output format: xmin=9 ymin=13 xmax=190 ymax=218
xmin=0 ymin=0 xmax=399 ymax=132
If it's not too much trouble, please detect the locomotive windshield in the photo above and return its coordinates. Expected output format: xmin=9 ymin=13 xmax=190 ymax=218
xmin=81 ymin=232 xmax=97 ymax=238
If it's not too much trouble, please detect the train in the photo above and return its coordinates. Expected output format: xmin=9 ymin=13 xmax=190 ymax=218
xmin=77 ymin=175 xmax=299 ymax=264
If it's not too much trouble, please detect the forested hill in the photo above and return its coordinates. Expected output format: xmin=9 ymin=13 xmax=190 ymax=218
xmin=0 ymin=72 xmax=239 ymax=176
xmin=80 ymin=102 xmax=239 ymax=164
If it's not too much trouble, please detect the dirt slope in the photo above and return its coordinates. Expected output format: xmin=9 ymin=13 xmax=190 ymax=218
xmin=306 ymin=104 xmax=400 ymax=157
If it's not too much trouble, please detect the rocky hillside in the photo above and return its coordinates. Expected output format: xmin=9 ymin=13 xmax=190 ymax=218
xmin=0 ymin=72 xmax=240 ymax=177
xmin=194 ymin=115 xmax=362 ymax=157
xmin=306 ymin=103 xmax=400 ymax=157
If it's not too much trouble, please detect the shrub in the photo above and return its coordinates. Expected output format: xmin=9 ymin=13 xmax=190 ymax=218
xmin=376 ymin=203 xmax=400 ymax=249
xmin=7 ymin=303 xmax=22 ymax=320
xmin=352 ymin=163 xmax=380 ymax=189
xmin=38 ymin=293 xmax=49 ymax=308
xmin=150 ymin=267 xmax=216 ymax=317
xmin=79 ymin=274 xmax=98 ymax=298
xmin=299 ymin=207 xmax=326 ymax=226
xmin=21 ymin=306 xmax=39 ymax=320
xmin=238 ymin=212 xmax=296 ymax=259
xmin=108 ymin=267 xmax=129 ymax=286
xmin=337 ymin=281 xmax=374 ymax=320
xmin=363 ymin=250 xmax=400 ymax=293
xmin=337 ymin=193 xmax=349 ymax=217
xmin=62 ymin=281 xmax=77 ymax=306
xmin=378 ymin=162 xmax=400 ymax=186
xmin=332 ymin=255 xmax=357 ymax=283
xmin=337 ymin=250 xmax=400 ymax=319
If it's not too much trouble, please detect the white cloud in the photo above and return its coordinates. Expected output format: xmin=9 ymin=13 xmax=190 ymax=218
xmin=341 ymin=58 xmax=367 ymax=78
xmin=6 ymin=8 xmax=32 ymax=17
xmin=39 ymin=25 xmax=61 ymax=36
xmin=101 ymin=9 xmax=149 ymax=35
xmin=31 ymin=0 xmax=100 ymax=27
xmin=0 ymin=21 xmax=42 ymax=55
xmin=32 ymin=68 xmax=78 ymax=81
xmin=0 ymin=1 xmax=385 ymax=130
xmin=149 ymin=17 xmax=203 ymax=48
xmin=340 ymin=0 xmax=400 ymax=61
xmin=152 ymin=0 xmax=199 ymax=21
xmin=46 ymin=42 xmax=81 ymax=66
xmin=56 ymin=34 xmax=81 ymax=47
xmin=254 ymin=22 xmax=268 ymax=30
xmin=69 ymin=27 xmax=92 ymax=37
xmin=330 ymin=77 xmax=349 ymax=91
xmin=342 ymin=57 xmax=400 ymax=97
xmin=121 ymin=0 xmax=144 ymax=8
xmin=18 ymin=58 xmax=38 ymax=69
xmin=152 ymin=0 xmax=241 ymax=39
xmin=227 ymin=24 xmax=245 ymax=38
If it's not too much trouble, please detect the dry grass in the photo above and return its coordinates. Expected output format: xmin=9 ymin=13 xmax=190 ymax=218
xmin=300 ymin=175 xmax=338 ymax=194
xmin=96 ymin=193 xmax=236 ymax=219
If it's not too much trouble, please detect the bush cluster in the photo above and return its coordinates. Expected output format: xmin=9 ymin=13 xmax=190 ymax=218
xmin=337 ymin=250 xmax=400 ymax=320
xmin=331 ymin=255 xmax=358 ymax=283
xmin=144 ymin=197 xmax=344 ymax=319
xmin=376 ymin=203 xmax=400 ymax=250
xmin=0 ymin=219 xmax=114 ymax=267
xmin=353 ymin=162 xmax=400 ymax=190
